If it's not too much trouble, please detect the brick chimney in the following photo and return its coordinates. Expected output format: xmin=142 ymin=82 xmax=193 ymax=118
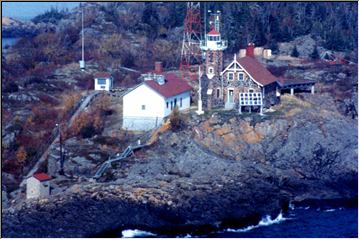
xmin=246 ymin=43 xmax=255 ymax=57
xmin=154 ymin=61 xmax=163 ymax=74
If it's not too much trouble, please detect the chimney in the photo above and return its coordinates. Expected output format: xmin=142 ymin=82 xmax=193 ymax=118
xmin=246 ymin=43 xmax=255 ymax=57
xmin=154 ymin=61 xmax=163 ymax=74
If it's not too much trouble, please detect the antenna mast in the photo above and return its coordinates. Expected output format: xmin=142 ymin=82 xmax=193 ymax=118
xmin=79 ymin=3 xmax=85 ymax=71
xmin=180 ymin=2 xmax=202 ymax=71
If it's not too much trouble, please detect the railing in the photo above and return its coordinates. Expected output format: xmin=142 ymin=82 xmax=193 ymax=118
xmin=200 ymin=40 xmax=228 ymax=49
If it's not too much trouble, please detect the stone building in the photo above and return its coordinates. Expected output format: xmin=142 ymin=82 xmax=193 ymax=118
xmin=200 ymin=13 xmax=315 ymax=114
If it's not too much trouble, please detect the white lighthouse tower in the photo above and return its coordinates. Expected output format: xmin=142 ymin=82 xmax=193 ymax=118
xmin=200 ymin=12 xmax=227 ymax=79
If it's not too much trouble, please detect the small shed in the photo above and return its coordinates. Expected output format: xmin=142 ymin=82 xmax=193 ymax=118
xmin=26 ymin=172 xmax=51 ymax=199
xmin=94 ymin=72 xmax=113 ymax=91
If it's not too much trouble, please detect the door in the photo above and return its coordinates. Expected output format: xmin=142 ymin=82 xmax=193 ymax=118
xmin=228 ymin=89 xmax=234 ymax=103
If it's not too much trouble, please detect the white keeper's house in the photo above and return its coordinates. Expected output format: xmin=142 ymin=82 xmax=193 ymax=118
xmin=122 ymin=62 xmax=192 ymax=131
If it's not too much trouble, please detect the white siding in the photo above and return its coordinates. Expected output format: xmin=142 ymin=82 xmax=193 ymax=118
xmin=164 ymin=91 xmax=191 ymax=117
xmin=26 ymin=177 xmax=50 ymax=199
xmin=94 ymin=77 xmax=112 ymax=91
xmin=123 ymin=84 xmax=166 ymax=131
xmin=122 ymin=84 xmax=191 ymax=131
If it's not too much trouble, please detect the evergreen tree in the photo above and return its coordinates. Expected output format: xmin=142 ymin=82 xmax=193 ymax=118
xmin=269 ymin=40 xmax=279 ymax=54
xmin=310 ymin=45 xmax=320 ymax=60
xmin=291 ymin=45 xmax=300 ymax=57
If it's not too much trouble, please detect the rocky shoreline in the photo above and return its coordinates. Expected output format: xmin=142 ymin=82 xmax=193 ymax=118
xmin=2 ymin=93 xmax=358 ymax=238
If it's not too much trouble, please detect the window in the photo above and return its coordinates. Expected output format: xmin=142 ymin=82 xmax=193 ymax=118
xmin=174 ymin=98 xmax=177 ymax=107
xmin=209 ymin=52 xmax=214 ymax=63
xmin=228 ymin=72 xmax=234 ymax=81
xmin=180 ymin=98 xmax=183 ymax=107
xmin=166 ymin=102 xmax=169 ymax=109
xmin=216 ymin=88 xmax=220 ymax=98
xmin=97 ymin=78 xmax=106 ymax=85
xmin=170 ymin=101 xmax=173 ymax=110
xmin=208 ymin=67 xmax=214 ymax=74
xmin=100 ymin=86 xmax=105 ymax=89
xmin=238 ymin=73 xmax=244 ymax=81
xmin=141 ymin=105 xmax=145 ymax=110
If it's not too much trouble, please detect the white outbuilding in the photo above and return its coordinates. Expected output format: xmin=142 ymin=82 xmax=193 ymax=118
xmin=94 ymin=72 xmax=113 ymax=91
xmin=26 ymin=172 xmax=51 ymax=199
xmin=122 ymin=65 xmax=192 ymax=131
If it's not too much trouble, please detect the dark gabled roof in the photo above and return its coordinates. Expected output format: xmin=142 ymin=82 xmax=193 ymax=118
xmin=94 ymin=72 xmax=112 ymax=79
xmin=278 ymin=77 xmax=316 ymax=87
xmin=144 ymin=73 xmax=192 ymax=98
xmin=33 ymin=172 xmax=51 ymax=182
xmin=238 ymin=56 xmax=277 ymax=86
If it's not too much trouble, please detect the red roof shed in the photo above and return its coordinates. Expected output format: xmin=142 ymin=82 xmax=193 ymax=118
xmin=33 ymin=172 xmax=52 ymax=182
xmin=94 ymin=72 xmax=112 ymax=79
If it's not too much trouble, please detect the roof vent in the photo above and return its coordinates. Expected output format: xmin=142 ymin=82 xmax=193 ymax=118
xmin=156 ymin=75 xmax=165 ymax=85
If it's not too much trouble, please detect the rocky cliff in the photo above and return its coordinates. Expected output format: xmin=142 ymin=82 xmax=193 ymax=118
xmin=2 ymin=93 xmax=357 ymax=237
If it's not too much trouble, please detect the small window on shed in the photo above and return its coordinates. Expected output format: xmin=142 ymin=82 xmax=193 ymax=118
xmin=141 ymin=105 xmax=146 ymax=110
xmin=97 ymin=78 xmax=106 ymax=85
xmin=166 ymin=102 xmax=169 ymax=109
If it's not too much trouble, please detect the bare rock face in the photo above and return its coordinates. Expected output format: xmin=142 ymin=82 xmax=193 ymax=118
xmin=2 ymin=94 xmax=357 ymax=237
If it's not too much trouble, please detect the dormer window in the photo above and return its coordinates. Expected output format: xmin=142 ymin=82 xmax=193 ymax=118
xmin=228 ymin=72 xmax=234 ymax=81
xmin=238 ymin=73 xmax=244 ymax=81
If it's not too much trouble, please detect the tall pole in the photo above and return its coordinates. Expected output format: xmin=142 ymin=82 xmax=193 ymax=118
xmin=57 ymin=123 xmax=64 ymax=175
xmin=204 ymin=2 xmax=207 ymax=38
xmin=81 ymin=6 xmax=84 ymax=62
xmin=79 ymin=3 xmax=85 ymax=71
xmin=196 ymin=66 xmax=204 ymax=115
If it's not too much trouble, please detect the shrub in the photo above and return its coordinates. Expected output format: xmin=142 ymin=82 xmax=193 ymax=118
xmin=80 ymin=124 xmax=96 ymax=138
xmin=3 ymin=81 xmax=19 ymax=93
xmin=32 ymin=7 xmax=67 ymax=24
xmin=291 ymin=45 xmax=299 ymax=57
xmin=310 ymin=46 xmax=320 ymax=60
xmin=169 ymin=107 xmax=185 ymax=131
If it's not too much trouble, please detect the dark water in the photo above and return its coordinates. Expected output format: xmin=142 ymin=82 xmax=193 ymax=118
xmin=2 ymin=38 xmax=20 ymax=49
xmin=119 ymin=207 xmax=358 ymax=238
xmin=210 ymin=207 xmax=358 ymax=238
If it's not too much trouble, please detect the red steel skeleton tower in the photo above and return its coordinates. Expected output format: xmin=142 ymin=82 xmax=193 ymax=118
xmin=180 ymin=2 xmax=202 ymax=71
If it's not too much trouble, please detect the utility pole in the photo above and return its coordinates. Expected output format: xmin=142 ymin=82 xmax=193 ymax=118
xmin=56 ymin=123 xmax=65 ymax=175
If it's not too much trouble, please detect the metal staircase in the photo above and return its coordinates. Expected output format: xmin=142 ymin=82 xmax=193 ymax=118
xmin=93 ymin=142 xmax=150 ymax=180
